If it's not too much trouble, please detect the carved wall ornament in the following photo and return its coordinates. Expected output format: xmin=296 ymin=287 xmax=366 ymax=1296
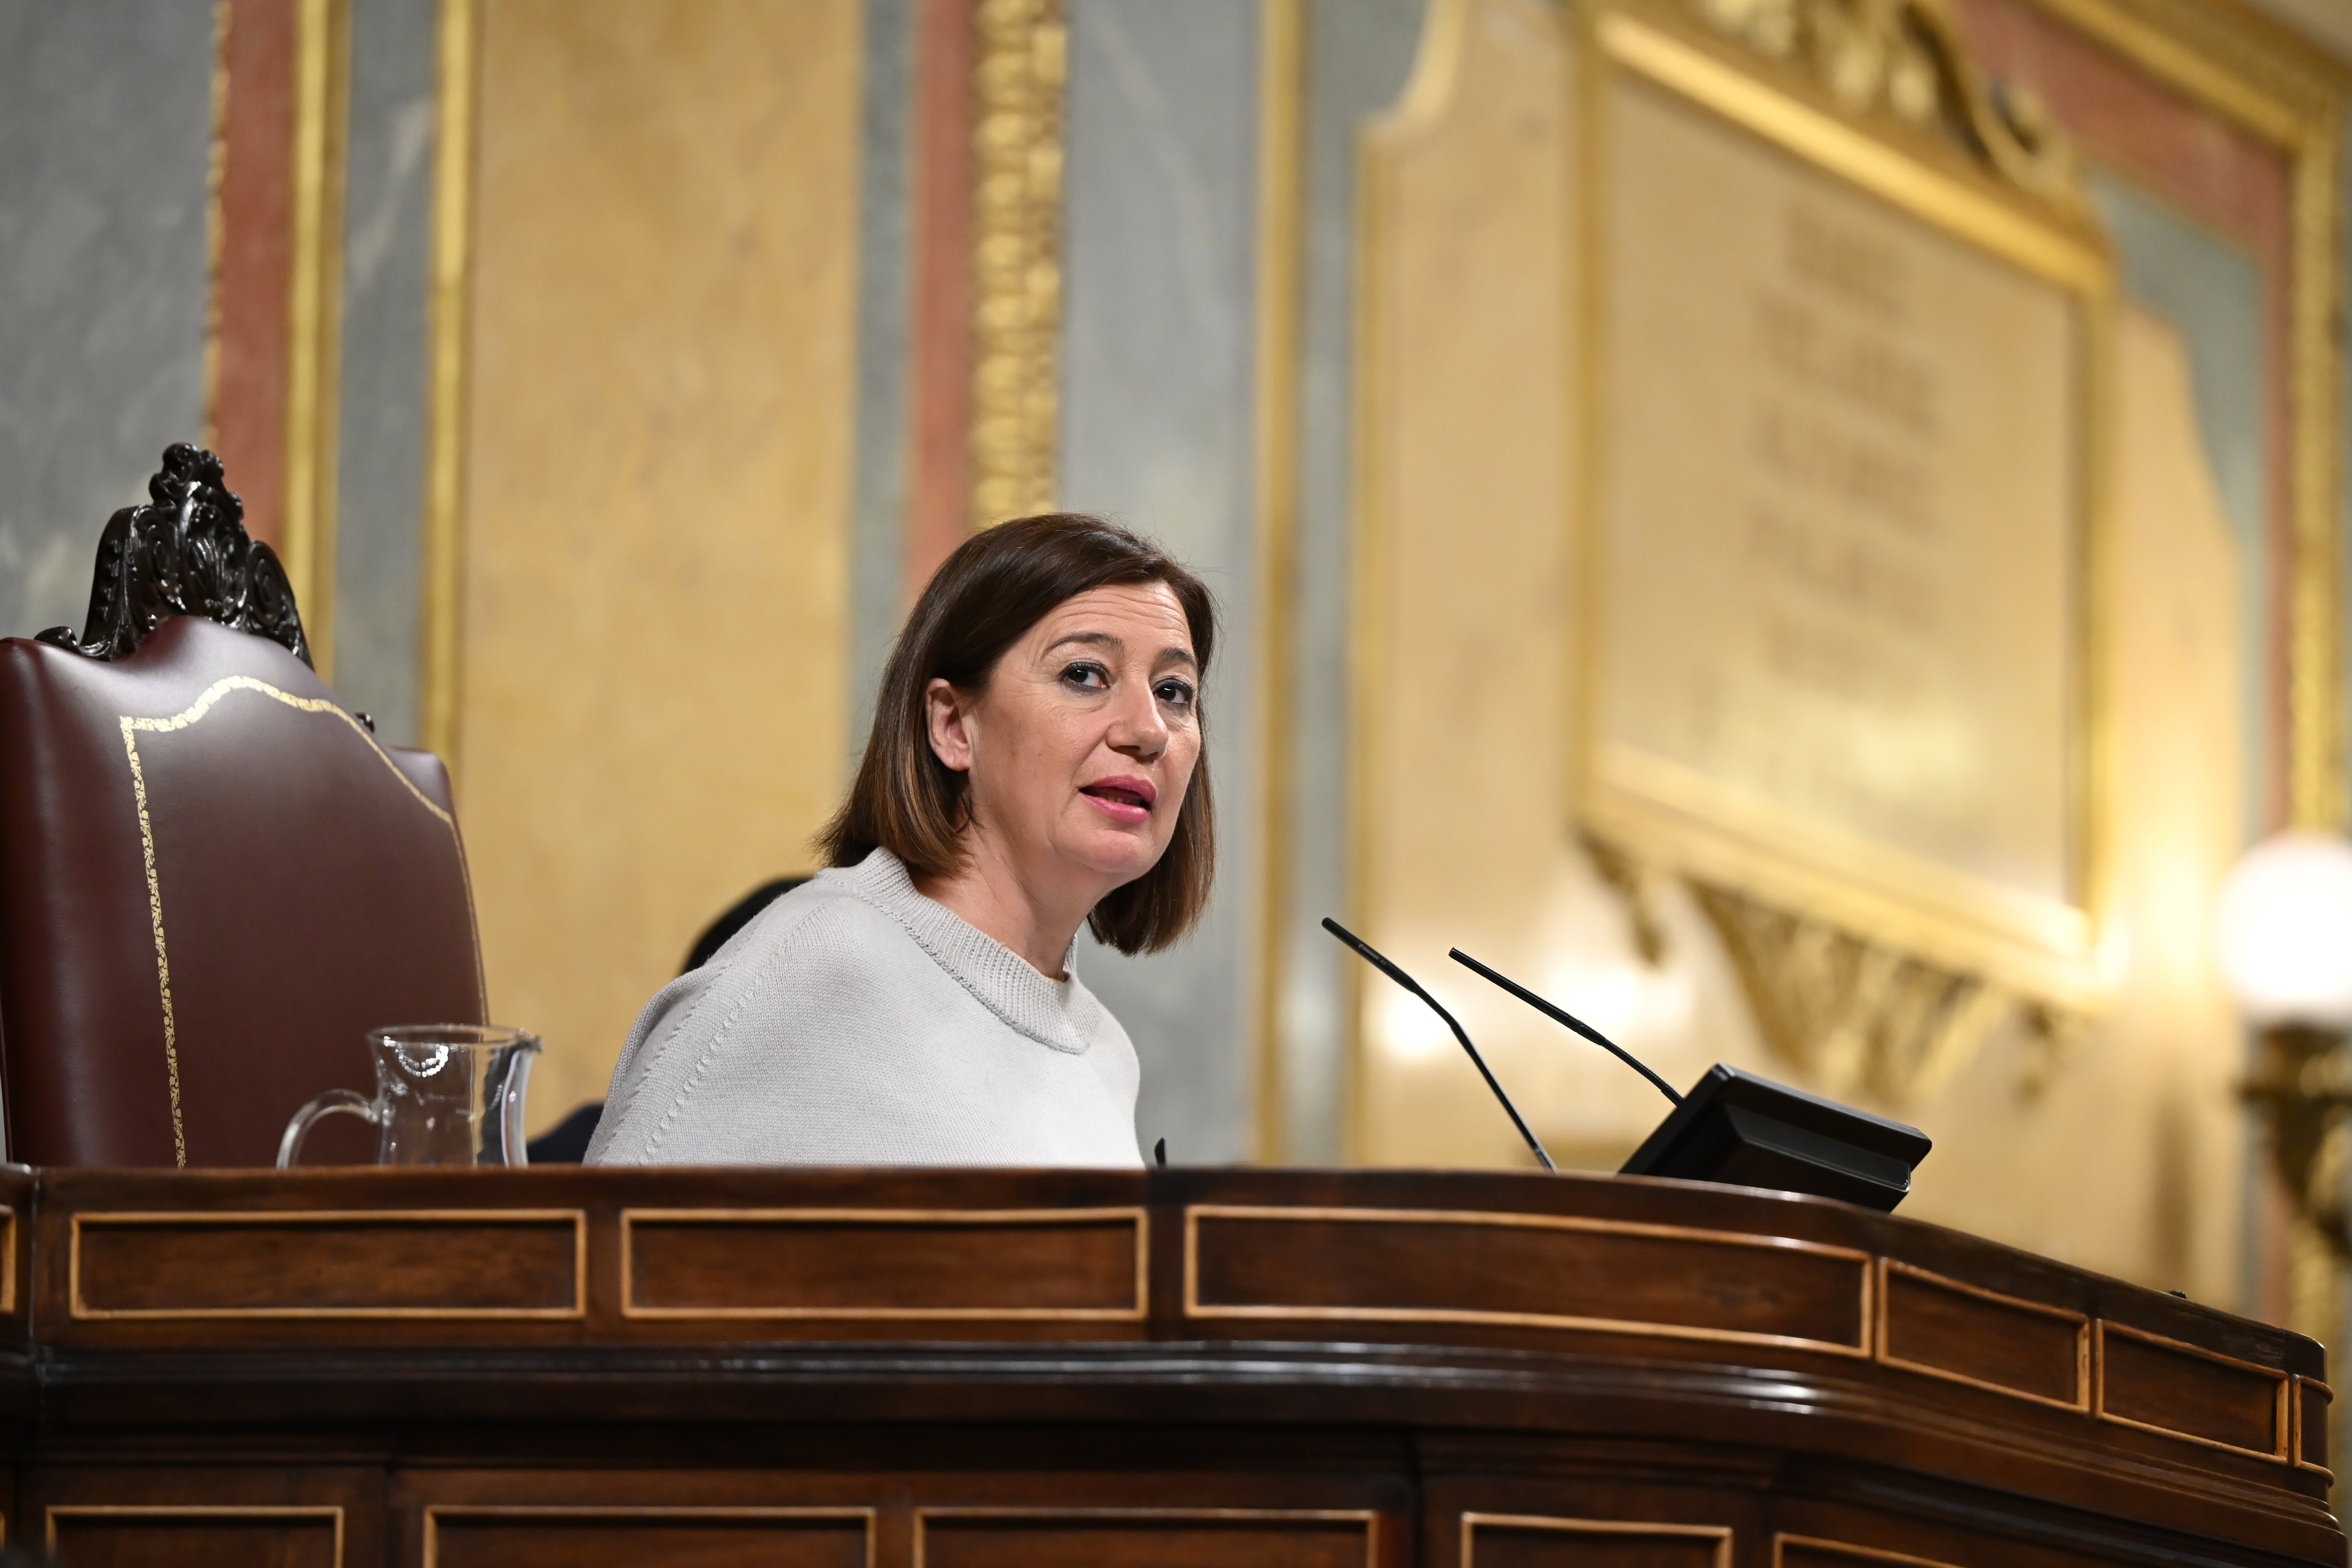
xmin=1687 ymin=880 xmax=2022 ymax=1106
xmin=1688 ymin=0 xmax=2082 ymax=207
xmin=38 ymin=444 xmax=311 ymax=669
xmin=969 ymin=0 xmax=1067 ymax=527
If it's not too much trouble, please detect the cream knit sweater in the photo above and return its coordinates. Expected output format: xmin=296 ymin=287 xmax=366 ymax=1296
xmin=583 ymin=848 xmax=1144 ymax=1167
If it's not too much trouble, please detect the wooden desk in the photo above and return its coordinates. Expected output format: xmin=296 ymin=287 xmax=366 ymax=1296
xmin=0 ymin=1164 xmax=2332 ymax=1567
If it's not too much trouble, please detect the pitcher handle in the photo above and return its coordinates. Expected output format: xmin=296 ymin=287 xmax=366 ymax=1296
xmin=277 ymin=1089 xmax=378 ymax=1169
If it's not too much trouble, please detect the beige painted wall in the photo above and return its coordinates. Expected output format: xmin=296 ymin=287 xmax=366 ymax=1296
xmin=1353 ymin=0 xmax=2248 ymax=1302
xmin=458 ymin=0 xmax=859 ymax=1127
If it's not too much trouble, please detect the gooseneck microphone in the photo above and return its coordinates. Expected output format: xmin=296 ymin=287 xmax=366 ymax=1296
xmin=1321 ymin=918 xmax=1556 ymax=1171
xmin=1448 ymin=948 xmax=1683 ymax=1106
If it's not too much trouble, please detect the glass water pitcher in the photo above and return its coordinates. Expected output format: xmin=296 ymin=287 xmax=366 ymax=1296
xmin=278 ymin=1025 xmax=541 ymax=1168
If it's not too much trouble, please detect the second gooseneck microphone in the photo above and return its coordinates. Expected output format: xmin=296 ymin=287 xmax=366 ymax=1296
xmin=1320 ymin=917 xmax=1556 ymax=1171
xmin=1448 ymin=948 xmax=1682 ymax=1106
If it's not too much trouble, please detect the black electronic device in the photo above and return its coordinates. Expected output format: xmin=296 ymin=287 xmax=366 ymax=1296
xmin=1449 ymin=947 xmax=1930 ymax=1211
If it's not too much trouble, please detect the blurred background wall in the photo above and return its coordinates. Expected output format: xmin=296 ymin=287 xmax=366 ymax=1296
xmin=3 ymin=0 xmax=2351 ymax=1346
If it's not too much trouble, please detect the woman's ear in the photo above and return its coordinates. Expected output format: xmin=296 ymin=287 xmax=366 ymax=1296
xmin=925 ymin=678 xmax=976 ymax=772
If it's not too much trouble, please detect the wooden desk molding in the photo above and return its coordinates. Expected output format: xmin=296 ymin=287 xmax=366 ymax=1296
xmin=0 ymin=1164 xmax=2331 ymax=1568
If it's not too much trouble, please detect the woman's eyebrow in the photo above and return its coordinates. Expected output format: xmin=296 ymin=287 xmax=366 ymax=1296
xmin=1045 ymin=630 xmax=1123 ymax=656
xmin=1154 ymin=646 xmax=1199 ymax=670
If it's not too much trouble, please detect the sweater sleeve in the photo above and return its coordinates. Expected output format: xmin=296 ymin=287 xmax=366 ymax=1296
xmin=585 ymin=887 xmax=834 ymax=1165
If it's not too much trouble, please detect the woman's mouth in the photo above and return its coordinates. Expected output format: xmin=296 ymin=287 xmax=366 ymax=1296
xmin=1080 ymin=778 xmax=1156 ymax=825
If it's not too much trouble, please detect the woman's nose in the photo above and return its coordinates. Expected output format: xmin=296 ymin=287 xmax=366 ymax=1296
xmin=1107 ymin=679 xmax=1168 ymax=758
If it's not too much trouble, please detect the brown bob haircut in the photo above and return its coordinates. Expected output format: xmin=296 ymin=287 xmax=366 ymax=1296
xmin=819 ymin=513 xmax=1217 ymax=955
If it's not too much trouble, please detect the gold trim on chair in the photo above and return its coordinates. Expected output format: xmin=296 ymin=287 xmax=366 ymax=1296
xmin=119 ymin=677 xmax=474 ymax=1165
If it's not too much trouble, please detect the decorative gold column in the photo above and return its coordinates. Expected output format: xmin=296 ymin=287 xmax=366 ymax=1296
xmin=968 ymin=0 xmax=1067 ymax=525
xmin=1253 ymin=0 xmax=1306 ymax=1162
xmin=420 ymin=0 xmax=477 ymax=767
xmin=279 ymin=0 xmax=351 ymax=676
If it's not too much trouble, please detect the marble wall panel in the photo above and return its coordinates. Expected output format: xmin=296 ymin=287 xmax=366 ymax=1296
xmin=331 ymin=0 xmax=438 ymax=745
xmin=1059 ymin=0 xmax=1262 ymax=1163
xmin=849 ymin=0 xmax=916 ymax=756
xmin=0 ymin=2 xmax=213 ymax=643
xmin=1279 ymin=0 xmax=1430 ymax=1162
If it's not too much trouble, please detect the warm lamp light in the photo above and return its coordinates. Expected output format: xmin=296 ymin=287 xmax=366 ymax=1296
xmin=2216 ymin=831 xmax=2352 ymax=1027
xmin=2218 ymin=830 xmax=2352 ymax=1260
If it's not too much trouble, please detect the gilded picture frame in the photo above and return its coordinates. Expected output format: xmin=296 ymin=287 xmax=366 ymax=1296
xmin=1571 ymin=0 xmax=2118 ymax=1009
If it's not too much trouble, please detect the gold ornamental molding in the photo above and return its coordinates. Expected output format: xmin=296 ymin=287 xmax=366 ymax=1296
xmin=1691 ymin=883 xmax=2022 ymax=1106
xmin=969 ymin=0 xmax=1068 ymax=527
xmin=1689 ymin=0 xmax=2081 ymax=206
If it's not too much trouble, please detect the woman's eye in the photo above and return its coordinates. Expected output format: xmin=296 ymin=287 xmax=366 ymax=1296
xmin=1061 ymin=662 xmax=1110 ymax=692
xmin=1154 ymin=679 xmax=1196 ymax=711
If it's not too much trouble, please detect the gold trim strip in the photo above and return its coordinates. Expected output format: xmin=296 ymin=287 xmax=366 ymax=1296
xmin=1464 ymin=1513 xmax=1732 ymax=1568
xmin=117 ymin=718 xmax=186 ymax=1167
xmin=48 ymin=1505 xmax=344 ymax=1566
xmin=423 ymin=1506 xmax=877 ymax=1568
xmin=1774 ymin=1533 xmax=1959 ymax=1568
xmin=2093 ymin=1319 xmax=2292 ymax=1464
xmin=281 ymin=0 xmax=350 ymax=675
xmin=1873 ymin=1258 xmax=2091 ymax=1413
xmin=1252 ymin=0 xmax=1305 ymax=1163
xmin=2294 ymin=1374 xmax=2334 ymax=1478
xmin=420 ymin=0 xmax=479 ymax=770
xmin=1184 ymin=1204 xmax=1873 ymax=1355
xmin=913 ymin=1507 xmax=1376 ymax=1568
xmin=619 ymin=1205 xmax=1149 ymax=1321
xmin=2288 ymin=119 xmax=2346 ymax=832
xmin=69 ymin=1208 xmax=587 ymax=1321
xmin=1597 ymin=13 xmax=2108 ymax=290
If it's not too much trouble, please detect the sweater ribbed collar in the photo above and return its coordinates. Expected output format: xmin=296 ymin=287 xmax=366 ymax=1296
xmin=834 ymin=848 xmax=1101 ymax=1056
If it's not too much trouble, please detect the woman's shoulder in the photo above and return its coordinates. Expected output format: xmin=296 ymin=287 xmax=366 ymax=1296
xmin=703 ymin=861 xmax=919 ymax=980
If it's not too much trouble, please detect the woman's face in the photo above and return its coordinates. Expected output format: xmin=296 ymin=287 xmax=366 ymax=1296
xmin=927 ymin=581 xmax=1202 ymax=903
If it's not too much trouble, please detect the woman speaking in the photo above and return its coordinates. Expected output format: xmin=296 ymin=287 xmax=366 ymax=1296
xmin=586 ymin=514 xmax=1214 ymax=1167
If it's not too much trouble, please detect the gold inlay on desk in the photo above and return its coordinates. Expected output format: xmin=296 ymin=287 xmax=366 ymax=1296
xmin=67 ymin=1208 xmax=586 ymax=1321
xmin=620 ymin=1205 xmax=1149 ymax=1321
xmin=1184 ymin=1203 xmax=1873 ymax=1354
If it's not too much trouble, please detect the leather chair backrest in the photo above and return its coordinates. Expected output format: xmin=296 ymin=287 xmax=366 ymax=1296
xmin=0 ymin=616 xmax=485 ymax=1167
